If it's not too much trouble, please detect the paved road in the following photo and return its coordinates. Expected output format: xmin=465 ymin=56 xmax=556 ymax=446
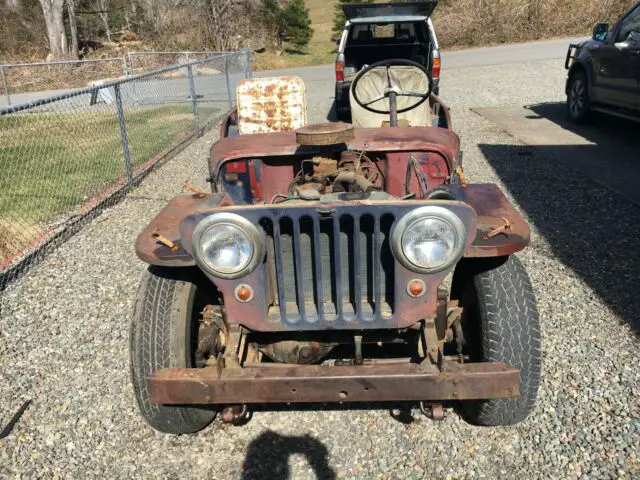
xmin=2 ymin=38 xmax=585 ymax=109
xmin=441 ymin=37 xmax=587 ymax=69
xmin=256 ymin=36 xmax=588 ymax=83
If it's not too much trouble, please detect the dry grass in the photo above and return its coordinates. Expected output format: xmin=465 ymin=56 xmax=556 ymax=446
xmin=433 ymin=0 xmax=636 ymax=48
xmin=253 ymin=0 xmax=336 ymax=70
xmin=0 ymin=219 xmax=43 ymax=264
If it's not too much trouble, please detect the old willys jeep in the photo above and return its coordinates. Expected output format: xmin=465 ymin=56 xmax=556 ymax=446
xmin=131 ymin=59 xmax=541 ymax=434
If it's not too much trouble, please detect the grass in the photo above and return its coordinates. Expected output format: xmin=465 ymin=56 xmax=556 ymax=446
xmin=0 ymin=103 xmax=217 ymax=262
xmin=253 ymin=0 xmax=336 ymax=71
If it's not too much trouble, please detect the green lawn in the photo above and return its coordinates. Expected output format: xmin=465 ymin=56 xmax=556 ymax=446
xmin=0 ymin=103 xmax=217 ymax=256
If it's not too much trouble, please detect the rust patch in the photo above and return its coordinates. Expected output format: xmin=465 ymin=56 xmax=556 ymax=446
xmin=148 ymin=361 xmax=520 ymax=405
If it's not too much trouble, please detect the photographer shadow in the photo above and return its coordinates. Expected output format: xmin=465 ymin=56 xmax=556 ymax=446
xmin=241 ymin=430 xmax=336 ymax=480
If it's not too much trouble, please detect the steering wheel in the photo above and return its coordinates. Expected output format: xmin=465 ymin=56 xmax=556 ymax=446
xmin=351 ymin=58 xmax=433 ymax=127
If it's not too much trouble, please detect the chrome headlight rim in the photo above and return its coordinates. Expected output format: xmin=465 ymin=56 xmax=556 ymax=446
xmin=191 ymin=212 xmax=264 ymax=279
xmin=391 ymin=206 xmax=467 ymax=274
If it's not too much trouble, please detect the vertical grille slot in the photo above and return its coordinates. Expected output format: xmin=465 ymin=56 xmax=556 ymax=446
xmin=319 ymin=217 xmax=336 ymax=320
xmin=263 ymin=210 xmax=395 ymax=325
xmin=340 ymin=215 xmax=356 ymax=321
xmin=299 ymin=216 xmax=318 ymax=321
xmin=380 ymin=213 xmax=395 ymax=316
xmin=359 ymin=214 xmax=375 ymax=319
xmin=352 ymin=215 xmax=362 ymax=318
xmin=311 ymin=217 xmax=324 ymax=319
xmin=268 ymin=217 xmax=288 ymax=321
xmin=332 ymin=215 xmax=343 ymax=318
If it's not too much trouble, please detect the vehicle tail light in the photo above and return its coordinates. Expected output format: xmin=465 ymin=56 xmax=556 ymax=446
xmin=432 ymin=55 xmax=441 ymax=80
xmin=336 ymin=60 xmax=344 ymax=81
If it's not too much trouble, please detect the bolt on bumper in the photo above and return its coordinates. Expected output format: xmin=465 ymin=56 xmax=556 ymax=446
xmin=148 ymin=361 xmax=519 ymax=405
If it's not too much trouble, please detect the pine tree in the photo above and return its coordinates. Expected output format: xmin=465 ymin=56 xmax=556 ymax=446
xmin=261 ymin=0 xmax=287 ymax=48
xmin=280 ymin=0 xmax=313 ymax=50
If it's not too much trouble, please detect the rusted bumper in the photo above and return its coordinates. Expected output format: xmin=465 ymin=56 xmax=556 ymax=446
xmin=148 ymin=361 xmax=519 ymax=405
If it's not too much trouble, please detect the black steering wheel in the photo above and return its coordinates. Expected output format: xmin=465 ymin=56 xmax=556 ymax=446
xmin=351 ymin=58 xmax=433 ymax=127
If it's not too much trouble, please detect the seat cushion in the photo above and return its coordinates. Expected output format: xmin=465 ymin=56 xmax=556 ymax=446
xmin=236 ymin=76 xmax=307 ymax=135
xmin=349 ymin=66 xmax=430 ymax=128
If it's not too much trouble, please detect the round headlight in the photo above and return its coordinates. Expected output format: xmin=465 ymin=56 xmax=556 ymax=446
xmin=200 ymin=223 xmax=253 ymax=274
xmin=402 ymin=217 xmax=457 ymax=270
xmin=192 ymin=213 xmax=264 ymax=278
xmin=391 ymin=206 xmax=467 ymax=274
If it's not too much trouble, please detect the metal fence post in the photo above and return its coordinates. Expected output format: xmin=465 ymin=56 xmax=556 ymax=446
xmin=1 ymin=65 xmax=11 ymax=106
xmin=114 ymin=83 xmax=133 ymax=185
xmin=242 ymin=48 xmax=253 ymax=79
xmin=187 ymin=64 xmax=201 ymax=137
xmin=127 ymin=52 xmax=134 ymax=74
xmin=121 ymin=56 xmax=128 ymax=77
xmin=224 ymin=55 xmax=233 ymax=110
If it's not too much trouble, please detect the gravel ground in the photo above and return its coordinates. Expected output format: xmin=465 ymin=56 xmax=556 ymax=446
xmin=1 ymin=58 xmax=639 ymax=479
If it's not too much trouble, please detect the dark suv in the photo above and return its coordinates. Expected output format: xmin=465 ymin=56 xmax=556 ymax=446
xmin=335 ymin=2 xmax=441 ymax=118
xmin=565 ymin=0 xmax=640 ymax=123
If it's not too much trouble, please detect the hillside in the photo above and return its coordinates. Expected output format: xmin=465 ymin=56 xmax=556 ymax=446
xmin=253 ymin=0 xmax=636 ymax=71
xmin=253 ymin=0 xmax=336 ymax=70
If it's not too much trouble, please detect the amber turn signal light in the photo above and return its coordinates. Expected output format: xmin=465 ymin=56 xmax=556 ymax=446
xmin=407 ymin=279 xmax=426 ymax=298
xmin=235 ymin=284 xmax=253 ymax=302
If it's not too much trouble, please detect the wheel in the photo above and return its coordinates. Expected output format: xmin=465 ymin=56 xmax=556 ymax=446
xmin=454 ymin=256 xmax=541 ymax=426
xmin=130 ymin=266 xmax=218 ymax=434
xmin=566 ymin=70 xmax=591 ymax=124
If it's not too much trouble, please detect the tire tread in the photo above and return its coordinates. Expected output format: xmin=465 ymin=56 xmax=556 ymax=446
xmin=130 ymin=268 xmax=216 ymax=434
xmin=463 ymin=255 xmax=541 ymax=426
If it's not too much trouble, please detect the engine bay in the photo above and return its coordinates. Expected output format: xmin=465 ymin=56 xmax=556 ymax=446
xmin=216 ymin=148 xmax=452 ymax=205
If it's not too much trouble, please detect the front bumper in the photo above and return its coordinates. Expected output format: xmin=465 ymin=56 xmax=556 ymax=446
xmin=149 ymin=361 xmax=519 ymax=404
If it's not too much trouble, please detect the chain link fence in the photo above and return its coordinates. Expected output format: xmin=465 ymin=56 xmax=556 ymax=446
xmin=0 ymin=58 xmax=128 ymax=107
xmin=127 ymin=51 xmax=226 ymax=75
xmin=0 ymin=50 xmax=251 ymax=290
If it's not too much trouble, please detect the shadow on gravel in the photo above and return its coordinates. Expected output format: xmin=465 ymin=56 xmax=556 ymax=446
xmin=525 ymin=102 xmax=640 ymax=206
xmin=241 ymin=430 xmax=335 ymax=480
xmin=479 ymin=120 xmax=640 ymax=335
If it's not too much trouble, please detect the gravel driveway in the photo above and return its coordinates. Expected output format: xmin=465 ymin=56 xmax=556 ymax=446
xmin=1 ymin=59 xmax=639 ymax=479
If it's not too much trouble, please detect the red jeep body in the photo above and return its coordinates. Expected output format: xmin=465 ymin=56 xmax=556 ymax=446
xmin=131 ymin=71 xmax=539 ymax=433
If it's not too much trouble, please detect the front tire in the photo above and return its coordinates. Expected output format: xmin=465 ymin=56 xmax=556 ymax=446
xmin=130 ymin=267 xmax=218 ymax=434
xmin=567 ymin=70 xmax=591 ymax=124
xmin=455 ymin=256 xmax=541 ymax=426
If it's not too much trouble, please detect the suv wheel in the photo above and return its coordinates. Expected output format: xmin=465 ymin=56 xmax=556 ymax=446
xmin=567 ymin=71 xmax=591 ymax=124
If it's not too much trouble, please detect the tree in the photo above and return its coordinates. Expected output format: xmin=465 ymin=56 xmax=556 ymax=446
xmin=95 ymin=0 xmax=112 ymax=42
xmin=39 ymin=0 xmax=68 ymax=60
xmin=332 ymin=0 xmax=372 ymax=39
xmin=261 ymin=0 xmax=286 ymax=49
xmin=279 ymin=0 xmax=312 ymax=50
xmin=66 ymin=0 xmax=78 ymax=58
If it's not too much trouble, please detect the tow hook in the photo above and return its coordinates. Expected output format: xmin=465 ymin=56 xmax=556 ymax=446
xmin=221 ymin=405 xmax=249 ymax=425
xmin=419 ymin=401 xmax=446 ymax=421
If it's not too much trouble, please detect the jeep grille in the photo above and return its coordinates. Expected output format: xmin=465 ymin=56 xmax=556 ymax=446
xmin=261 ymin=211 xmax=395 ymax=325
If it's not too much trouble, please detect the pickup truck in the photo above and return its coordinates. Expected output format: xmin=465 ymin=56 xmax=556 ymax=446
xmin=565 ymin=0 xmax=640 ymax=123
xmin=335 ymin=2 xmax=441 ymax=119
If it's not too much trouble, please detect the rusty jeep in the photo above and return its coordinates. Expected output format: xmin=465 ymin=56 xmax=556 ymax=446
xmin=131 ymin=59 xmax=541 ymax=434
